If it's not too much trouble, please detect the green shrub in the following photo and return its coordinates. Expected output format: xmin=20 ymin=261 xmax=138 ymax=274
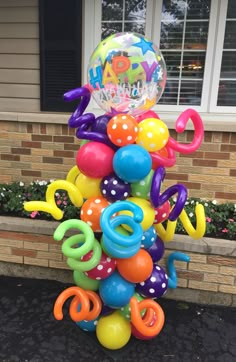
xmin=0 ymin=181 xmax=235 ymax=240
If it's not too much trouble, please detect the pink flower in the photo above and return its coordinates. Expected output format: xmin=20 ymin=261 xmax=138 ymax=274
xmin=56 ymin=200 xmax=62 ymax=205
xmin=222 ymin=228 xmax=228 ymax=233
xmin=63 ymin=201 xmax=67 ymax=205
xmin=206 ymin=217 xmax=212 ymax=223
xmin=229 ymin=219 xmax=234 ymax=222
xmin=30 ymin=211 xmax=39 ymax=218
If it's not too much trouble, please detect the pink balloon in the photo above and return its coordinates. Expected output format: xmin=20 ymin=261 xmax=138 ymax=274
xmin=135 ymin=110 xmax=160 ymax=123
xmin=76 ymin=141 xmax=115 ymax=178
xmin=167 ymin=108 xmax=204 ymax=154
xmin=83 ymin=251 xmax=117 ymax=280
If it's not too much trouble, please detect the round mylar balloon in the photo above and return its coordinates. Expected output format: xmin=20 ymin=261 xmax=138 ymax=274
xmin=87 ymin=32 xmax=166 ymax=116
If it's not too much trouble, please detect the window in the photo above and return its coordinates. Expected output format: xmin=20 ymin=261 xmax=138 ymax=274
xmin=39 ymin=0 xmax=82 ymax=112
xmin=86 ymin=0 xmax=236 ymax=116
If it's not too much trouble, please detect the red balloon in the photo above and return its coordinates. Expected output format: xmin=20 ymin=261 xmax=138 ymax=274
xmin=83 ymin=251 xmax=117 ymax=280
xmin=153 ymin=201 xmax=171 ymax=224
xmin=76 ymin=142 xmax=115 ymax=178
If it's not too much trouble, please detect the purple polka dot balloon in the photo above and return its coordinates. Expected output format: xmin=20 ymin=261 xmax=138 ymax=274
xmin=136 ymin=264 xmax=168 ymax=298
xmin=146 ymin=235 xmax=165 ymax=262
xmin=100 ymin=174 xmax=131 ymax=202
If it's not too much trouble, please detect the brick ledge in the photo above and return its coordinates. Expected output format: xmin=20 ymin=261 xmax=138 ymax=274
xmin=1 ymin=216 xmax=235 ymax=257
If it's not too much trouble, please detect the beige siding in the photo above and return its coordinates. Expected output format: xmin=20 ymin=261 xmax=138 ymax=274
xmin=0 ymin=0 xmax=40 ymax=112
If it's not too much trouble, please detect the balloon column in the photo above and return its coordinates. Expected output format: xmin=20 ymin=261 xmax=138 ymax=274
xmin=24 ymin=33 xmax=206 ymax=350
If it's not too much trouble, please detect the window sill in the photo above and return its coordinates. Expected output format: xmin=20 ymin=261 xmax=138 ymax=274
xmin=0 ymin=110 xmax=235 ymax=133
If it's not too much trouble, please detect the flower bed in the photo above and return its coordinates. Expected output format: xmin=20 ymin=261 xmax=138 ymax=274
xmin=1 ymin=181 xmax=235 ymax=240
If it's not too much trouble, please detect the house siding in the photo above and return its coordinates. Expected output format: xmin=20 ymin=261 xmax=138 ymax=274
xmin=0 ymin=0 xmax=40 ymax=112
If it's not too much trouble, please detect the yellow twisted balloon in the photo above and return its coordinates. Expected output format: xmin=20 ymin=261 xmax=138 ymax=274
xmin=154 ymin=204 xmax=206 ymax=241
xmin=24 ymin=180 xmax=83 ymax=220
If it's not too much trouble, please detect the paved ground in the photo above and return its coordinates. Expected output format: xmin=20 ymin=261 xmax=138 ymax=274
xmin=0 ymin=276 xmax=235 ymax=362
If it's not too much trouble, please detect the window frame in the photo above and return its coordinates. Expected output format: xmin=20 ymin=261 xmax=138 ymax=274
xmin=83 ymin=0 xmax=236 ymax=118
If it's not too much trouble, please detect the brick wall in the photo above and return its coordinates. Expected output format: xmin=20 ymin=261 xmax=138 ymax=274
xmin=0 ymin=227 xmax=235 ymax=301
xmin=0 ymin=119 xmax=236 ymax=202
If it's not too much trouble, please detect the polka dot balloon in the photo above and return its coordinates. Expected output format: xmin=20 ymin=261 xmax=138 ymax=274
xmin=140 ymin=225 xmax=157 ymax=249
xmin=107 ymin=114 xmax=139 ymax=147
xmin=80 ymin=197 xmax=110 ymax=232
xmin=136 ymin=118 xmax=169 ymax=152
xmin=100 ymin=174 xmax=131 ymax=202
xmin=136 ymin=264 xmax=168 ymax=298
xmin=83 ymin=251 xmax=117 ymax=280
xmin=153 ymin=200 xmax=171 ymax=224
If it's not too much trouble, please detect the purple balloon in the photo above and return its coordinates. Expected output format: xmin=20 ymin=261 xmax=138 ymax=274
xmin=136 ymin=264 xmax=168 ymax=298
xmin=100 ymin=174 xmax=131 ymax=202
xmin=146 ymin=236 xmax=165 ymax=262
xmin=64 ymin=87 xmax=91 ymax=128
xmin=150 ymin=167 xmax=188 ymax=221
xmin=91 ymin=115 xmax=111 ymax=134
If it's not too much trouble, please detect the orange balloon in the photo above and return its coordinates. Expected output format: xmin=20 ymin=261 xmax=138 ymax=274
xmin=80 ymin=197 xmax=110 ymax=232
xmin=69 ymin=290 xmax=102 ymax=322
xmin=107 ymin=114 xmax=139 ymax=146
xmin=117 ymin=249 xmax=153 ymax=283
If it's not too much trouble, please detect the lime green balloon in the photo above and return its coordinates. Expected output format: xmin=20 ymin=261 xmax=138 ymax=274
xmin=119 ymin=293 xmax=145 ymax=321
xmin=73 ymin=270 xmax=100 ymax=291
xmin=131 ymin=169 xmax=154 ymax=199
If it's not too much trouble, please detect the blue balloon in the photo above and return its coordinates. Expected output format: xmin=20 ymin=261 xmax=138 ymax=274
xmin=113 ymin=144 xmax=152 ymax=183
xmin=76 ymin=317 xmax=99 ymax=332
xmin=99 ymin=271 xmax=135 ymax=308
xmin=141 ymin=226 xmax=157 ymax=249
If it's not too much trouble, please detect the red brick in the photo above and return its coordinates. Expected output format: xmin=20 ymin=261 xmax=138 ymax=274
xmin=64 ymin=144 xmax=80 ymax=151
xmin=53 ymin=136 xmax=74 ymax=143
xmin=43 ymin=157 xmax=63 ymax=164
xmin=230 ymin=169 xmax=236 ymax=176
xmin=222 ymin=133 xmax=230 ymax=143
xmin=32 ymin=135 xmax=52 ymax=142
xmin=61 ymin=125 xmax=68 ymax=135
xmin=221 ymin=144 xmax=236 ymax=152
xmin=204 ymin=152 xmax=230 ymax=160
xmin=192 ymin=159 xmax=217 ymax=167
xmin=0 ymin=231 xmax=56 ymax=244
xmin=27 ymin=124 xmax=33 ymax=133
xmin=40 ymin=124 xmax=47 ymax=134
xmin=215 ymin=191 xmax=236 ymax=200
xmin=186 ymin=131 xmax=194 ymax=142
xmin=11 ymin=147 xmax=31 ymax=155
xmin=182 ymin=181 xmax=201 ymax=190
xmin=22 ymin=141 xmax=41 ymax=148
xmin=230 ymin=133 xmax=236 ymax=143
xmin=178 ymin=270 xmax=204 ymax=281
xmin=1 ymin=154 xmax=20 ymax=161
xmin=21 ymin=170 xmax=41 ymax=177
xmin=207 ymin=256 xmax=236 ymax=267
xmin=54 ymin=150 xmax=74 ymax=158
xmin=204 ymin=132 xmax=212 ymax=142
xmin=165 ymin=173 xmax=188 ymax=181
xmin=180 ymin=151 xmax=204 ymax=159
xmin=12 ymin=248 xmax=37 ymax=258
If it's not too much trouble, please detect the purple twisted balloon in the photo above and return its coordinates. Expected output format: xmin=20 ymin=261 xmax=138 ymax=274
xmin=64 ymin=86 xmax=116 ymax=148
xmin=150 ymin=167 xmax=188 ymax=221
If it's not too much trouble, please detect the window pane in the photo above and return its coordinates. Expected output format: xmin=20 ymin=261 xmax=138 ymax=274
xmin=182 ymin=52 xmax=205 ymax=79
xmin=125 ymin=0 xmax=146 ymax=21
xmin=218 ymin=81 xmax=236 ymax=106
xmin=158 ymin=79 xmax=179 ymax=105
xmin=162 ymin=51 xmax=181 ymax=77
xmin=227 ymin=0 xmax=236 ymax=18
xmin=217 ymin=0 xmax=236 ymax=106
xmin=102 ymin=23 xmax=122 ymax=39
xmin=223 ymin=22 xmax=236 ymax=49
xmin=160 ymin=22 xmax=184 ymax=50
xmin=187 ymin=0 xmax=211 ymax=20
xmin=101 ymin=0 xmax=146 ymax=40
xmin=124 ymin=22 xmax=145 ymax=34
xmin=102 ymin=0 xmax=123 ymax=21
xmin=160 ymin=0 xmax=210 ymax=106
xmin=179 ymin=80 xmax=202 ymax=105
xmin=185 ymin=21 xmax=208 ymax=49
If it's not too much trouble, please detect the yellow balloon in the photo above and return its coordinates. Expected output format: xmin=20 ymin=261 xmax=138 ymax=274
xmin=119 ymin=197 xmax=155 ymax=231
xmin=96 ymin=311 xmax=131 ymax=350
xmin=75 ymin=173 xmax=102 ymax=199
xmin=24 ymin=180 xmax=84 ymax=221
xmin=66 ymin=165 xmax=80 ymax=184
xmin=136 ymin=118 xmax=169 ymax=152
